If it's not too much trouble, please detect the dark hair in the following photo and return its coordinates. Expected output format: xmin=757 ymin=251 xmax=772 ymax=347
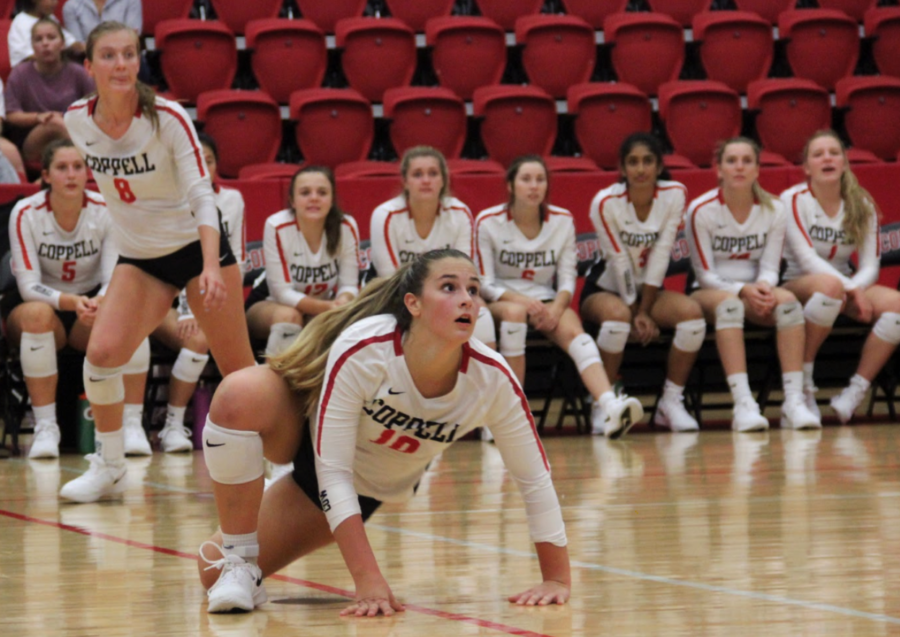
xmin=40 ymin=138 xmax=81 ymax=191
xmin=289 ymin=165 xmax=345 ymax=256
xmin=506 ymin=155 xmax=549 ymax=220
xmin=618 ymin=132 xmax=671 ymax=183
xmin=197 ymin=132 xmax=219 ymax=162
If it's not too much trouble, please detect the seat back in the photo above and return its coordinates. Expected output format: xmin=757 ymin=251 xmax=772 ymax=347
xmin=290 ymin=89 xmax=374 ymax=168
xmin=384 ymin=0 xmax=455 ymax=32
xmin=694 ymin=11 xmax=773 ymax=93
xmin=474 ymin=0 xmax=543 ymax=30
xmin=818 ymin=0 xmax=877 ymax=22
xmin=866 ymin=7 xmax=900 ymax=80
xmin=383 ymin=87 xmax=467 ymax=159
xmin=747 ymin=79 xmax=831 ymax=164
xmin=473 ymin=86 xmax=558 ymax=167
xmin=155 ymin=20 xmax=238 ymax=103
xmin=659 ymin=81 xmax=742 ymax=167
xmin=516 ymin=15 xmax=596 ymax=98
xmin=142 ymin=0 xmax=194 ymax=37
xmin=246 ymin=19 xmax=327 ymax=103
xmin=296 ymin=0 xmax=367 ymax=33
xmin=568 ymin=82 xmax=652 ymax=170
xmin=0 ymin=19 xmax=10 ymax=82
xmin=732 ymin=0 xmax=795 ymax=23
xmin=335 ymin=18 xmax=417 ymax=102
xmin=837 ymin=76 xmax=900 ymax=161
xmin=560 ymin=0 xmax=628 ymax=29
xmin=604 ymin=13 xmax=685 ymax=96
xmin=779 ymin=9 xmax=859 ymax=90
xmin=210 ymin=0 xmax=283 ymax=34
xmin=426 ymin=16 xmax=506 ymax=100
xmin=646 ymin=0 xmax=713 ymax=26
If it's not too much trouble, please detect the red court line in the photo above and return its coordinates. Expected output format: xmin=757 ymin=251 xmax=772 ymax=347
xmin=0 ymin=508 xmax=554 ymax=637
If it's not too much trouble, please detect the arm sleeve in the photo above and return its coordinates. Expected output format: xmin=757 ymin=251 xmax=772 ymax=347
xmin=126 ymin=0 xmax=143 ymax=33
xmin=161 ymin=104 xmax=219 ymax=230
xmin=263 ymin=218 xmax=304 ymax=308
xmin=476 ymin=217 xmax=504 ymax=303
xmin=4 ymin=71 xmax=23 ymax=114
xmin=337 ymin=218 xmax=360 ymax=299
xmin=451 ymin=203 xmax=474 ymax=259
xmin=782 ymin=192 xmax=853 ymax=288
xmin=644 ymin=191 xmax=685 ymax=289
xmin=850 ymin=206 xmax=880 ymax=290
xmin=593 ymin=199 xmax=638 ymax=305
xmin=555 ymin=218 xmax=577 ymax=296
xmin=368 ymin=205 xmax=396 ymax=277
xmin=62 ymin=5 xmax=86 ymax=41
xmin=756 ymin=206 xmax=786 ymax=288
xmin=9 ymin=205 xmax=61 ymax=308
xmin=686 ymin=206 xmax=743 ymax=295
xmin=8 ymin=19 xmax=32 ymax=68
xmin=62 ymin=25 xmax=78 ymax=49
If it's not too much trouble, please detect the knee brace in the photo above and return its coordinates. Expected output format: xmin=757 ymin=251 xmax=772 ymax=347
xmin=873 ymin=312 xmax=900 ymax=345
xmin=265 ymin=322 xmax=302 ymax=358
xmin=567 ymin=333 xmax=602 ymax=373
xmin=19 ymin=332 xmax=57 ymax=378
xmin=803 ymin=292 xmax=842 ymax=327
xmin=499 ymin=321 xmax=527 ymax=357
xmin=202 ymin=418 xmax=265 ymax=485
xmin=172 ymin=347 xmax=210 ymax=383
xmin=775 ymin=301 xmax=804 ymax=330
xmin=122 ymin=337 xmax=150 ymax=375
xmin=673 ymin=318 xmax=707 ymax=352
xmin=473 ymin=306 xmax=496 ymax=345
xmin=715 ymin=298 xmax=744 ymax=331
xmin=83 ymin=360 xmax=124 ymax=405
xmin=596 ymin=320 xmax=630 ymax=354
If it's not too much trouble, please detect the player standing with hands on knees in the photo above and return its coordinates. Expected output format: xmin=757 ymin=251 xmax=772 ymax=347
xmin=58 ymin=22 xmax=254 ymax=502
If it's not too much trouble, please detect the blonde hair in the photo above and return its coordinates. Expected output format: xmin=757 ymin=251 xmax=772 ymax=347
xmin=803 ymin=130 xmax=879 ymax=246
xmin=400 ymin=145 xmax=450 ymax=201
xmin=715 ymin=137 xmax=776 ymax=211
xmin=85 ymin=21 xmax=158 ymax=131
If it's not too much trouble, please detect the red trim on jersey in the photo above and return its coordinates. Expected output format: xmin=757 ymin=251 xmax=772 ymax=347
xmin=467 ymin=348 xmax=550 ymax=471
xmin=316 ymin=331 xmax=398 ymax=456
xmin=84 ymin=193 xmax=106 ymax=207
xmin=597 ymin=193 xmax=627 ymax=253
xmin=460 ymin=342 xmax=471 ymax=373
xmin=392 ymin=326 xmax=403 ymax=356
xmin=341 ymin=218 xmax=362 ymax=269
xmin=690 ymin=195 xmax=720 ymax=271
xmin=792 ymin=189 xmax=814 ymax=248
xmin=274 ymin=221 xmax=295 ymax=282
xmin=474 ymin=209 xmax=507 ymax=275
xmin=157 ymin=105 xmax=206 ymax=177
xmin=384 ymin=209 xmax=408 ymax=269
xmin=66 ymin=99 xmax=91 ymax=114
xmin=16 ymin=206 xmax=33 ymax=270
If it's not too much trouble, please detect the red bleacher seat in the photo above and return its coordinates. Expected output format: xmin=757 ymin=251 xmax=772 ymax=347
xmin=290 ymin=89 xmax=374 ymax=168
xmin=732 ymin=0 xmax=795 ymax=24
xmin=426 ymin=16 xmax=506 ymax=100
xmin=155 ymin=20 xmax=237 ymax=103
xmin=0 ymin=0 xmax=15 ymax=19
xmin=693 ymin=11 xmax=773 ymax=94
xmin=334 ymin=161 xmax=399 ymax=178
xmin=383 ymin=87 xmax=467 ymax=159
xmin=474 ymin=0 xmax=543 ymax=31
xmin=645 ymin=0 xmax=713 ymax=27
xmin=817 ymin=0 xmax=877 ymax=23
xmin=0 ymin=19 xmax=11 ymax=82
xmin=447 ymin=159 xmax=506 ymax=176
xmin=559 ymin=0 xmax=628 ymax=30
xmin=658 ymin=80 xmax=742 ymax=168
xmin=335 ymin=17 xmax=417 ymax=103
xmin=473 ymin=85 xmax=558 ymax=168
xmin=142 ymin=0 xmax=193 ymax=37
xmin=836 ymin=76 xmax=900 ymax=161
xmin=779 ymin=9 xmax=859 ymax=90
xmin=209 ymin=0 xmax=282 ymax=34
xmin=747 ymin=78 xmax=831 ymax=164
xmin=604 ymin=12 xmax=685 ymax=96
xmin=568 ymin=82 xmax=652 ymax=170
xmin=384 ymin=0 xmax=455 ymax=32
xmin=515 ymin=15 xmax=596 ymax=99
xmin=866 ymin=7 xmax=900 ymax=80
xmin=544 ymin=156 xmax=601 ymax=174
xmin=295 ymin=0 xmax=367 ymax=33
xmin=238 ymin=163 xmax=302 ymax=181
xmin=245 ymin=19 xmax=326 ymax=104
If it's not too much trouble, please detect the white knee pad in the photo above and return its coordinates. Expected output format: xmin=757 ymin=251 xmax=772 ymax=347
xmin=473 ymin=306 xmax=496 ymax=345
xmin=203 ymin=418 xmax=265 ymax=485
xmin=673 ymin=318 xmax=707 ymax=352
xmin=19 ymin=332 xmax=57 ymax=378
xmin=83 ymin=360 xmax=125 ymax=405
xmin=873 ymin=312 xmax=900 ymax=345
xmin=775 ymin=301 xmax=804 ymax=330
xmin=596 ymin=320 xmax=630 ymax=354
xmin=803 ymin=292 xmax=842 ymax=327
xmin=266 ymin=322 xmax=302 ymax=358
xmin=499 ymin=321 xmax=527 ymax=357
xmin=715 ymin=298 xmax=744 ymax=331
xmin=122 ymin=337 xmax=150 ymax=375
xmin=172 ymin=347 xmax=210 ymax=383
xmin=567 ymin=333 xmax=602 ymax=373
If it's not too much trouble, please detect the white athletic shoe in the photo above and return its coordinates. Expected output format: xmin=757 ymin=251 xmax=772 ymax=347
xmin=830 ymin=382 xmax=868 ymax=425
xmin=479 ymin=426 xmax=494 ymax=442
xmin=123 ymin=418 xmax=152 ymax=456
xmin=201 ymin=542 xmax=268 ymax=613
xmin=653 ymin=394 xmax=700 ymax=432
xmin=594 ymin=394 xmax=644 ymax=439
xmin=59 ymin=453 xmax=127 ymax=503
xmin=263 ymin=461 xmax=294 ymax=491
xmin=731 ymin=397 xmax=769 ymax=433
xmin=28 ymin=420 xmax=60 ymax=459
xmin=780 ymin=396 xmax=822 ymax=430
xmin=803 ymin=386 xmax=821 ymax=421
xmin=159 ymin=421 xmax=193 ymax=453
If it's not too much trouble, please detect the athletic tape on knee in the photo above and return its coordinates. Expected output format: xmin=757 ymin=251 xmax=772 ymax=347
xmin=473 ymin=306 xmax=496 ymax=345
xmin=803 ymin=292 xmax=842 ymax=327
xmin=873 ymin=312 xmax=900 ymax=345
xmin=83 ymin=360 xmax=124 ymax=405
xmin=596 ymin=321 xmax=630 ymax=354
xmin=122 ymin=337 xmax=150 ymax=375
xmin=266 ymin=322 xmax=302 ymax=358
xmin=203 ymin=418 xmax=265 ymax=485
xmin=775 ymin=301 xmax=804 ymax=330
xmin=673 ymin=318 xmax=707 ymax=352
xmin=715 ymin=298 xmax=744 ymax=331
xmin=499 ymin=321 xmax=527 ymax=357
xmin=19 ymin=332 xmax=57 ymax=378
xmin=567 ymin=333 xmax=602 ymax=373
xmin=172 ymin=347 xmax=209 ymax=383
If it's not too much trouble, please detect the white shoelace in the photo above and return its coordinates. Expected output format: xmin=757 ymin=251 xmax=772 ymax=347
xmin=200 ymin=541 xmax=246 ymax=574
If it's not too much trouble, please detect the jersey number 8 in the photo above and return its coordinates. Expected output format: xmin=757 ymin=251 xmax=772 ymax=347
xmin=114 ymin=178 xmax=137 ymax=203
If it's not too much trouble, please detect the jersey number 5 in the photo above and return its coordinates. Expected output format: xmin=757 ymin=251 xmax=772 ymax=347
xmin=61 ymin=260 xmax=76 ymax=282
xmin=114 ymin=178 xmax=137 ymax=203
xmin=522 ymin=269 xmax=536 ymax=281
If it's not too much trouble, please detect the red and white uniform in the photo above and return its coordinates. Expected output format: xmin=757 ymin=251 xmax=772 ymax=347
xmin=475 ymin=204 xmax=577 ymax=302
xmin=9 ymin=190 xmax=116 ymax=308
xmin=590 ymin=180 xmax=687 ymax=305
xmin=686 ymin=188 xmax=787 ymax=295
xmin=369 ymin=194 xmax=474 ymax=276
xmin=314 ymin=314 xmax=567 ymax=546
xmin=64 ymin=95 xmax=218 ymax=259
xmin=781 ymin=182 xmax=879 ymax=291
xmin=262 ymin=209 xmax=360 ymax=308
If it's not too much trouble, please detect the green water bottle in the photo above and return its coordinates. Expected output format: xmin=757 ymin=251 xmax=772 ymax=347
xmin=78 ymin=393 xmax=95 ymax=454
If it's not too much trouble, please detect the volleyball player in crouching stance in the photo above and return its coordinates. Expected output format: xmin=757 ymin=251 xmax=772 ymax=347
xmin=686 ymin=137 xmax=821 ymax=432
xmin=197 ymin=249 xmax=570 ymax=615
xmin=581 ymin=133 xmax=706 ymax=433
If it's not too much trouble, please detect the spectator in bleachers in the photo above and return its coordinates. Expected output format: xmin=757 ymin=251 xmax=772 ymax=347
xmin=5 ymin=17 xmax=94 ymax=165
xmin=62 ymin=0 xmax=142 ymax=43
xmin=686 ymin=137 xmax=821 ymax=433
xmin=475 ymin=155 xmax=644 ymax=439
xmin=581 ymin=133 xmax=706 ymax=433
xmin=0 ymin=78 xmax=25 ymax=180
xmin=4 ymin=139 xmax=150 ymax=460
xmin=780 ymin=130 xmax=900 ymax=424
xmin=8 ymin=0 xmax=83 ymax=68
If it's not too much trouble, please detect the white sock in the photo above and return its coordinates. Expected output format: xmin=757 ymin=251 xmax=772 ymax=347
xmin=727 ymin=373 xmax=752 ymax=402
xmin=33 ymin=403 xmax=56 ymax=424
xmin=849 ymin=373 xmax=871 ymax=391
xmin=124 ymin=403 xmax=143 ymax=425
xmin=167 ymin=405 xmax=186 ymax=427
xmin=662 ymin=379 xmax=684 ymax=401
xmin=96 ymin=429 xmax=125 ymax=465
xmin=221 ymin=530 xmax=259 ymax=562
xmin=802 ymin=362 xmax=815 ymax=390
xmin=598 ymin=390 xmax=616 ymax=409
xmin=782 ymin=371 xmax=804 ymax=401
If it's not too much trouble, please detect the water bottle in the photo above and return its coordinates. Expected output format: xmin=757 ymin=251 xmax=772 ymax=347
xmin=77 ymin=393 xmax=95 ymax=454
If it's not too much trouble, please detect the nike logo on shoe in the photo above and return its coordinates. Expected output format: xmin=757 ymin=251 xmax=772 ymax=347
xmin=205 ymin=440 xmax=225 ymax=448
xmin=191 ymin=357 xmax=205 ymax=363
xmin=256 ymin=577 xmax=262 ymax=586
xmin=30 ymin=346 xmax=44 ymax=351
xmin=89 ymin=377 xmax=104 ymax=382
xmin=726 ymin=308 xmax=737 ymax=313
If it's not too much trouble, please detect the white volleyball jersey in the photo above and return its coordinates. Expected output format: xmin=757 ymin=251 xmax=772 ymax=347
xmin=475 ymin=204 xmax=577 ymax=302
xmin=590 ymin=180 xmax=687 ymax=305
xmin=216 ymin=184 xmax=247 ymax=270
xmin=314 ymin=314 xmax=566 ymax=546
xmin=369 ymin=194 xmax=474 ymax=277
xmin=781 ymin=182 xmax=879 ymax=291
xmin=9 ymin=189 xmax=116 ymax=309
xmin=64 ymin=95 xmax=219 ymax=259
xmin=263 ymin=209 xmax=360 ymax=308
xmin=686 ymin=188 xmax=787 ymax=295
